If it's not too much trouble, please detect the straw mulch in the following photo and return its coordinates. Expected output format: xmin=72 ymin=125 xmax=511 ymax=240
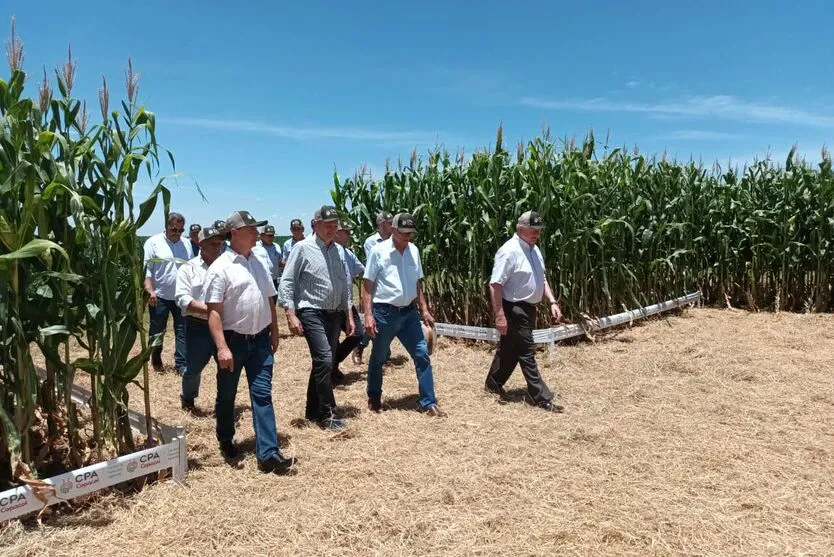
xmin=3 ymin=308 xmax=833 ymax=556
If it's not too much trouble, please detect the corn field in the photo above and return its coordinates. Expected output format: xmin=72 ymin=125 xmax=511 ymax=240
xmin=0 ymin=21 xmax=175 ymax=484
xmin=332 ymin=126 xmax=834 ymax=327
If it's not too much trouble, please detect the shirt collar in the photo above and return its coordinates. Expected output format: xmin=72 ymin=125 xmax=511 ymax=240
xmin=514 ymin=234 xmax=533 ymax=251
xmin=314 ymin=235 xmax=336 ymax=250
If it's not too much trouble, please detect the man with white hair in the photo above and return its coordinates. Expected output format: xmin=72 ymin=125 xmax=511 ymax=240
xmin=485 ymin=211 xmax=564 ymax=413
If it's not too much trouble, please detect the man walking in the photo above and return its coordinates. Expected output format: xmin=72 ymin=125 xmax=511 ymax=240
xmin=188 ymin=223 xmax=201 ymax=256
xmin=143 ymin=212 xmax=193 ymax=374
xmin=363 ymin=213 xmax=445 ymax=417
xmin=279 ymin=206 xmax=354 ymax=430
xmin=332 ymin=221 xmax=365 ymax=385
xmin=203 ymin=210 xmax=295 ymax=474
xmin=280 ymin=218 xmax=305 ymax=270
xmin=175 ymin=224 xmax=225 ymax=411
xmin=253 ymin=225 xmax=282 ymax=301
xmin=485 ymin=211 xmax=564 ymax=413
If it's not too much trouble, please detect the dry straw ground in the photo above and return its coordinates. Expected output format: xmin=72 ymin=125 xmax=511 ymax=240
xmin=2 ymin=308 xmax=833 ymax=556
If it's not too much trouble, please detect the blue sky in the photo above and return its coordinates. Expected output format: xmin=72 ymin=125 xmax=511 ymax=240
xmin=8 ymin=1 xmax=834 ymax=235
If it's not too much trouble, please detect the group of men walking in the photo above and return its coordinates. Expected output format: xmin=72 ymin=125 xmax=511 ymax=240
xmin=142 ymin=206 xmax=563 ymax=474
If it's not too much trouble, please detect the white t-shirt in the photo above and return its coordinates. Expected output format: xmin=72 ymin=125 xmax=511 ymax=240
xmin=143 ymin=232 xmax=193 ymax=300
xmin=490 ymin=234 xmax=546 ymax=303
xmin=202 ymin=249 xmax=277 ymax=335
xmin=364 ymin=239 xmax=424 ymax=307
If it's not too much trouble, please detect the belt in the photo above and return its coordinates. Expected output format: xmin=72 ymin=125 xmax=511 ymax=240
xmin=297 ymin=307 xmax=343 ymax=314
xmin=223 ymin=326 xmax=270 ymax=341
xmin=373 ymin=302 xmax=417 ymax=312
xmin=504 ymin=299 xmax=536 ymax=308
xmin=186 ymin=315 xmax=209 ymax=325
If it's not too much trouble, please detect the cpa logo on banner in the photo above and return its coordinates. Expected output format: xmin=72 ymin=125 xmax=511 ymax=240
xmin=59 ymin=479 xmax=73 ymax=495
xmin=0 ymin=492 xmax=29 ymax=514
xmin=127 ymin=459 xmax=138 ymax=473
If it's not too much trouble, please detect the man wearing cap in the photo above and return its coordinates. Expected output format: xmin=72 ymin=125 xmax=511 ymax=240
xmin=485 ymin=211 xmax=564 ymax=413
xmin=280 ymin=219 xmax=306 ymax=270
xmin=188 ymin=223 xmax=202 ymax=257
xmin=363 ymin=211 xmax=394 ymax=260
xmin=332 ymin=221 xmax=365 ymax=385
xmin=175 ymin=225 xmax=225 ymax=411
xmin=203 ymin=210 xmax=294 ymax=474
xmin=363 ymin=213 xmax=446 ymax=417
xmin=143 ymin=212 xmax=193 ymax=374
xmin=253 ymin=225 xmax=281 ymax=302
xmin=279 ymin=205 xmax=354 ymax=430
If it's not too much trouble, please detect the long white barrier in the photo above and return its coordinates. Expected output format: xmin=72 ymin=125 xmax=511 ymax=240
xmin=2 ymin=372 xmax=187 ymax=522
xmin=434 ymin=291 xmax=701 ymax=343
xmin=0 ymin=433 xmax=187 ymax=521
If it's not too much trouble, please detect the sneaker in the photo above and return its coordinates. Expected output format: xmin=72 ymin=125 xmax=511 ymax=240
xmin=219 ymin=440 xmax=238 ymax=459
xmin=368 ymin=397 xmax=382 ymax=413
xmin=424 ymin=404 xmax=448 ymax=418
xmin=318 ymin=416 xmax=348 ymax=431
xmin=540 ymin=401 xmax=564 ymax=413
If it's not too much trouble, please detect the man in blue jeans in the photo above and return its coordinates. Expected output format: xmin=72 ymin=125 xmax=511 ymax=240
xmin=143 ymin=212 xmax=193 ymax=374
xmin=204 ymin=210 xmax=295 ymax=474
xmin=362 ymin=213 xmax=446 ymax=417
xmin=175 ymin=224 xmax=226 ymax=411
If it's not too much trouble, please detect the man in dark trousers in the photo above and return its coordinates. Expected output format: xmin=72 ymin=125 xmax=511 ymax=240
xmin=485 ymin=210 xmax=564 ymax=413
xmin=203 ymin=210 xmax=295 ymax=474
xmin=332 ymin=221 xmax=365 ymax=385
xmin=279 ymin=205 xmax=355 ymax=430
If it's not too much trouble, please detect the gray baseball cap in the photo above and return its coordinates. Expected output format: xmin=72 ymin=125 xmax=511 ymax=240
xmin=376 ymin=211 xmax=394 ymax=224
xmin=225 ymin=210 xmax=267 ymax=230
xmin=314 ymin=205 xmax=340 ymax=223
xmin=392 ymin=213 xmax=417 ymax=234
xmin=198 ymin=225 xmax=225 ymax=243
xmin=517 ymin=211 xmax=544 ymax=229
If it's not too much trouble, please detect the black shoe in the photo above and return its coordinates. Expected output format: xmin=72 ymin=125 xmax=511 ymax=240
xmin=540 ymin=401 xmax=564 ymax=413
xmin=257 ymin=452 xmax=296 ymax=474
xmin=219 ymin=440 xmax=238 ymax=459
xmin=331 ymin=369 xmax=346 ymax=386
xmin=485 ymin=380 xmax=506 ymax=397
xmin=318 ymin=416 xmax=347 ymax=431
xmin=181 ymin=398 xmax=196 ymax=412
xmin=368 ymin=397 xmax=382 ymax=413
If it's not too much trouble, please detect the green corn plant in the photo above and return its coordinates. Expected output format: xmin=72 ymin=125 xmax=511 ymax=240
xmin=332 ymin=124 xmax=834 ymax=327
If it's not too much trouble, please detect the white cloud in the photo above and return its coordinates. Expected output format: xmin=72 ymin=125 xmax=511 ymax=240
xmin=520 ymin=95 xmax=834 ymax=128
xmin=655 ymin=130 xmax=747 ymax=141
xmin=164 ymin=117 xmax=445 ymax=145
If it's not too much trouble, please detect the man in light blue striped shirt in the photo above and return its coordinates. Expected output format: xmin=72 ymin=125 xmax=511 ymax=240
xmin=279 ymin=205 xmax=355 ymax=430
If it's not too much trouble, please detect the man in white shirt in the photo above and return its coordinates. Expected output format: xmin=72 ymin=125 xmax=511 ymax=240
xmin=363 ymin=213 xmax=445 ymax=417
xmin=362 ymin=211 xmax=393 ymax=260
xmin=485 ymin=211 xmax=564 ymax=413
xmin=143 ymin=212 xmax=193 ymax=374
xmin=176 ymin=225 xmax=226 ymax=412
xmin=188 ymin=223 xmax=201 ymax=257
xmin=203 ymin=210 xmax=294 ymax=474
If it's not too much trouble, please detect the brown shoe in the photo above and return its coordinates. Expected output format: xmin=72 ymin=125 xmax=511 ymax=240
xmin=424 ymin=404 xmax=447 ymax=418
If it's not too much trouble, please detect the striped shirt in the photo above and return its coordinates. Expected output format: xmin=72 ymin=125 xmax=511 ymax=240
xmin=278 ymin=235 xmax=350 ymax=311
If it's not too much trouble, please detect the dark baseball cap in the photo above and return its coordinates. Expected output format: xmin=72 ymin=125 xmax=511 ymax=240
xmin=290 ymin=219 xmax=304 ymax=229
xmin=212 ymin=219 xmax=227 ymax=232
xmin=262 ymin=225 xmax=275 ymax=235
xmin=314 ymin=205 xmax=340 ymax=223
xmin=392 ymin=213 xmax=417 ymax=234
xmin=225 ymin=210 xmax=267 ymax=230
xmin=337 ymin=220 xmax=353 ymax=232
xmin=517 ymin=211 xmax=544 ymax=229
xmin=198 ymin=226 xmax=224 ymax=243
xmin=189 ymin=223 xmax=202 ymax=233
xmin=376 ymin=211 xmax=394 ymax=224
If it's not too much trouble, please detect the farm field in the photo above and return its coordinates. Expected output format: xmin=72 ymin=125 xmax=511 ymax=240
xmin=3 ymin=308 xmax=833 ymax=556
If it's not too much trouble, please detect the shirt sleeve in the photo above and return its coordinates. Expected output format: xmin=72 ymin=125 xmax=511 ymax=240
xmin=143 ymin=237 xmax=155 ymax=278
xmin=281 ymin=240 xmax=291 ymax=263
xmin=364 ymin=247 xmax=380 ymax=283
xmin=175 ymin=264 xmax=194 ymax=311
xmin=490 ymin=248 xmax=514 ymax=285
xmin=251 ymin=256 xmax=278 ymax=298
xmin=414 ymin=246 xmax=424 ymax=280
xmin=278 ymin=244 xmax=301 ymax=310
xmin=203 ymin=268 xmax=227 ymax=304
xmin=363 ymin=237 xmax=374 ymax=260
xmin=353 ymin=253 xmax=365 ymax=278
